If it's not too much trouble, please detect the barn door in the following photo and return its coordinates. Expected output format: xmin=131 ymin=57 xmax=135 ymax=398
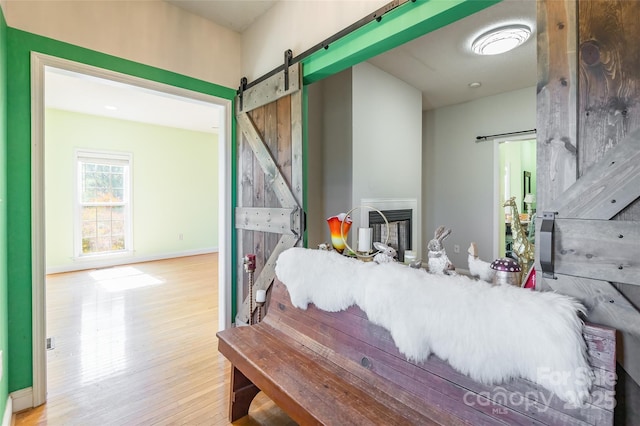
xmin=536 ymin=130 xmax=640 ymax=381
xmin=235 ymin=62 xmax=303 ymax=324
xmin=537 ymin=0 xmax=640 ymax=409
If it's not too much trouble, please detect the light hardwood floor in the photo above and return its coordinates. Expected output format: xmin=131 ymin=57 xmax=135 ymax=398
xmin=15 ymin=254 xmax=296 ymax=425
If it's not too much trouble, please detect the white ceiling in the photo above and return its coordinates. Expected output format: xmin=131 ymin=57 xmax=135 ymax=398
xmin=45 ymin=67 xmax=222 ymax=134
xmin=45 ymin=0 xmax=536 ymax=131
xmin=370 ymin=0 xmax=536 ymax=109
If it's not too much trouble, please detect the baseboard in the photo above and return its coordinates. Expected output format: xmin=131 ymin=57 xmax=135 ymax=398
xmin=455 ymin=267 xmax=471 ymax=277
xmin=9 ymin=387 xmax=32 ymax=413
xmin=2 ymin=394 xmax=12 ymax=426
xmin=46 ymin=247 xmax=219 ymax=274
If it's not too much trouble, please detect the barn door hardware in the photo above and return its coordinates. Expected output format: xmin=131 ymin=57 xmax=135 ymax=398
xmin=238 ymin=0 xmax=410 ymax=92
xmin=289 ymin=206 xmax=300 ymax=236
xmin=238 ymin=77 xmax=248 ymax=111
xmin=284 ymin=49 xmax=293 ymax=91
xmin=288 ymin=207 xmax=307 ymax=237
xmin=539 ymin=211 xmax=557 ymax=279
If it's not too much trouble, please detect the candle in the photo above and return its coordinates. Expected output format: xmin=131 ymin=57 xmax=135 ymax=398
xmin=256 ymin=289 xmax=266 ymax=303
xmin=404 ymin=250 xmax=417 ymax=265
xmin=357 ymin=227 xmax=372 ymax=252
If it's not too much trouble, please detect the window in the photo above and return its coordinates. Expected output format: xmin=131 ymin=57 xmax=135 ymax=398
xmin=76 ymin=150 xmax=132 ymax=257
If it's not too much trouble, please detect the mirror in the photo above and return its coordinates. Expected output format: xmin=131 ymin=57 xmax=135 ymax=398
xmin=306 ymin=0 xmax=537 ymax=270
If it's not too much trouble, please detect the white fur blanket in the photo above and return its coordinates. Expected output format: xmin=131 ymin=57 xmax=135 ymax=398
xmin=275 ymin=248 xmax=593 ymax=404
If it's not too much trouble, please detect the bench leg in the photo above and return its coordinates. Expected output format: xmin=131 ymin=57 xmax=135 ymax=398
xmin=229 ymin=365 xmax=261 ymax=422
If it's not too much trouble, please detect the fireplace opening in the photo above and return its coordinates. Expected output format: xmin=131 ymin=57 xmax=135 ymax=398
xmin=369 ymin=209 xmax=412 ymax=262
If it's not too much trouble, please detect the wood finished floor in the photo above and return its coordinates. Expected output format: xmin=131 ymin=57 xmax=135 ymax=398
xmin=15 ymin=254 xmax=296 ymax=426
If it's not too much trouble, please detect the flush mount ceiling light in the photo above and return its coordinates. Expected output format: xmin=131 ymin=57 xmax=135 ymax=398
xmin=471 ymin=24 xmax=531 ymax=55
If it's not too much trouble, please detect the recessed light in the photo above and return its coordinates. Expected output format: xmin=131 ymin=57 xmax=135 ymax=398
xmin=469 ymin=82 xmax=482 ymax=89
xmin=104 ymin=105 xmax=118 ymax=111
xmin=471 ymin=24 xmax=531 ymax=55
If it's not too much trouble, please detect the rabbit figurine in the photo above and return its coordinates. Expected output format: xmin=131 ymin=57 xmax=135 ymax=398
xmin=427 ymin=226 xmax=455 ymax=275
xmin=373 ymin=242 xmax=397 ymax=264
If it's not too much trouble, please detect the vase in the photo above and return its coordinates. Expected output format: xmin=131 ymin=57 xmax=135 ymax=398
xmin=327 ymin=213 xmax=352 ymax=253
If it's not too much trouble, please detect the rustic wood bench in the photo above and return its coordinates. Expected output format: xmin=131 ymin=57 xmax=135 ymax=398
xmin=217 ymin=278 xmax=616 ymax=425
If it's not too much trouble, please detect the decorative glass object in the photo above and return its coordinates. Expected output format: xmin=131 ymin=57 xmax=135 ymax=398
xmin=327 ymin=213 xmax=352 ymax=253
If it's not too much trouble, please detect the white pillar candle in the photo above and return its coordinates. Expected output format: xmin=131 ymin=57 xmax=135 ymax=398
xmin=404 ymin=250 xmax=417 ymax=264
xmin=357 ymin=227 xmax=373 ymax=252
xmin=256 ymin=289 xmax=266 ymax=303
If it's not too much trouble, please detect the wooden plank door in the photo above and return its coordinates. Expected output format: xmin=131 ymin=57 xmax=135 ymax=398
xmin=537 ymin=0 xmax=640 ymax=418
xmin=235 ymin=64 xmax=303 ymax=324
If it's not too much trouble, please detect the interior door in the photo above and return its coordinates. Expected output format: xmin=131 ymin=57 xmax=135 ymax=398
xmin=235 ymin=63 xmax=304 ymax=324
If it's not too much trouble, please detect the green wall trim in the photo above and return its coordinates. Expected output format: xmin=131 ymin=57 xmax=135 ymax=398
xmin=301 ymin=0 xmax=501 ymax=84
xmin=0 ymin=4 xmax=9 ymax=419
xmin=6 ymin=27 xmax=236 ymax=392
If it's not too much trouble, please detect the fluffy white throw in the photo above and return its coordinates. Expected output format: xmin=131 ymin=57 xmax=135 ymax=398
xmin=275 ymin=248 xmax=593 ymax=404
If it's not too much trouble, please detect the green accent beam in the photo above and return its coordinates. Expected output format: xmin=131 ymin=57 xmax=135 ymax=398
xmin=302 ymin=0 xmax=500 ymax=84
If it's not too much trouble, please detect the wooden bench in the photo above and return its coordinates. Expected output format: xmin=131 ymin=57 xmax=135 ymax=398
xmin=217 ymin=279 xmax=616 ymax=425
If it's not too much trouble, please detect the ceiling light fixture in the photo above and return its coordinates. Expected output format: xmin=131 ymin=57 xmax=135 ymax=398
xmin=104 ymin=105 xmax=118 ymax=111
xmin=471 ymin=24 xmax=531 ymax=55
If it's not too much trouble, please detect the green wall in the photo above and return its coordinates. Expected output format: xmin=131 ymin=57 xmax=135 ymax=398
xmin=0 ymin=4 xmax=8 ymax=419
xmin=6 ymin=28 xmax=235 ymax=393
xmin=45 ymin=109 xmax=219 ymax=271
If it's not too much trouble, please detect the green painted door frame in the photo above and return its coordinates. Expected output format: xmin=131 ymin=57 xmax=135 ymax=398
xmin=6 ymin=28 xmax=236 ymax=393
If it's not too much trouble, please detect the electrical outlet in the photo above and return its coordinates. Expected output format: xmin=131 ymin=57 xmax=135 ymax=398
xmin=179 ymin=233 xmax=184 ymax=241
xmin=453 ymin=244 xmax=460 ymax=254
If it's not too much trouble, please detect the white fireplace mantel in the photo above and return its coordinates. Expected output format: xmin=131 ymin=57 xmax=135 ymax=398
xmin=359 ymin=198 xmax=420 ymax=257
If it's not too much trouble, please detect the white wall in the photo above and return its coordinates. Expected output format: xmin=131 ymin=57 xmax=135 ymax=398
xmin=422 ymin=86 xmax=536 ymax=269
xmin=242 ymin=0 xmax=387 ymax=81
xmin=4 ymin=0 xmax=241 ymax=89
xmin=312 ymin=63 xmax=422 ymax=251
xmin=45 ymin=108 xmax=218 ymax=272
xmin=4 ymin=0 xmax=391 ymax=89
xmin=352 ymin=62 xmax=422 ymax=252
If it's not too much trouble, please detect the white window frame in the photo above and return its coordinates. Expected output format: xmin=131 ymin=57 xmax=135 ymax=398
xmin=74 ymin=149 xmax=133 ymax=258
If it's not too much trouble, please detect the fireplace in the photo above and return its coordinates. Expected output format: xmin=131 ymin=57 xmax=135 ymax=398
xmin=369 ymin=209 xmax=412 ymax=262
xmin=359 ymin=198 xmax=419 ymax=263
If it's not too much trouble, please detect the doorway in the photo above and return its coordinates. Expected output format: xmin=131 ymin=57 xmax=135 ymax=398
xmin=495 ymin=137 xmax=536 ymax=258
xmin=31 ymin=53 xmax=233 ymax=406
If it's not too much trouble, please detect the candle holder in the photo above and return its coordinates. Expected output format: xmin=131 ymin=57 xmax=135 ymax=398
xmin=341 ymin=206 xmax=390 ymax=261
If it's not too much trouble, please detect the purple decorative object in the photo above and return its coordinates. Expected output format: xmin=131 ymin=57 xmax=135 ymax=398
xmin=490 ymin=257 xmax=522 ymax=286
